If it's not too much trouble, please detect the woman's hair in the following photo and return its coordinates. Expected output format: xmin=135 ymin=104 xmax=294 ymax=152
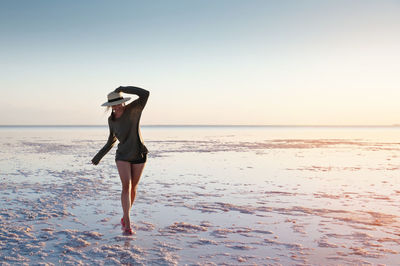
xmin=105 ymin=106 xmax=114 ymax=121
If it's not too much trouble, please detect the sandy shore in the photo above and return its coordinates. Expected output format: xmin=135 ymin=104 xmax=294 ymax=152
xmin=0 ymin=127 xmax=400 ymax=265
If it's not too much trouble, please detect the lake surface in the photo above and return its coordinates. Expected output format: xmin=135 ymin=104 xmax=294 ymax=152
xmin=1 ymin=126 xmax=400 ymax=265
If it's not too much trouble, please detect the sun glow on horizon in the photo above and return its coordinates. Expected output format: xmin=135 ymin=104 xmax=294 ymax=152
xmin=0 ymin=0 xmax=399 ymax=125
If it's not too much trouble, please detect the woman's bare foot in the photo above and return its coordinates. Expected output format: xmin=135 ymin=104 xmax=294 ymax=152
xmin=123 ymin=227 xmax=134 ymax=235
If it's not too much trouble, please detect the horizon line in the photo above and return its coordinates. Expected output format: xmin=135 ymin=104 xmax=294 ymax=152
xmin=1 ymin=124 xmax=400 ymax=128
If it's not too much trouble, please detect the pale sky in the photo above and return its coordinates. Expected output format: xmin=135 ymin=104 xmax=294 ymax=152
xmin=0 ymin=0 xmax=399 ymax=125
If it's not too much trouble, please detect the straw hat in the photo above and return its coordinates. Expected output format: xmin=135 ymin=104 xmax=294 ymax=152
xmin=101 ymin=91 xmax=131 ymax=106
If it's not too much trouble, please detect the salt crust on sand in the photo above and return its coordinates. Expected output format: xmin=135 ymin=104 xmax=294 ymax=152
xmin=1 ymin=133 xmax=400 ymax=264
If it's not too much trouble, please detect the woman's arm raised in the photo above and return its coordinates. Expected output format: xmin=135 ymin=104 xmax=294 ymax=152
xmin=115 ymin=86 xmax=150 ymax=108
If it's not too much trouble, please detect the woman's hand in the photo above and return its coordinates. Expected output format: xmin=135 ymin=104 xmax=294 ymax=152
xmin=114 ymin=86 xmax=124 ymax=93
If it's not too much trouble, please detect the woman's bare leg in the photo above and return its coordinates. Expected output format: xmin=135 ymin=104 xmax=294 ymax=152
xmin=116 ymin=160 xmax=132 ymax=229
xmin=130 ymin=163 xmax=145 ymax=209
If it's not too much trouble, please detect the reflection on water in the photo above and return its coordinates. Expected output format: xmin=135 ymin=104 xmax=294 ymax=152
xmin=0 ymin=126 xmax=399 ymax=265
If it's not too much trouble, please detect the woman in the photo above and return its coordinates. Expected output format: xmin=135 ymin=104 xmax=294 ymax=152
xmin=91 ymin=86 xmax=149 ymax=235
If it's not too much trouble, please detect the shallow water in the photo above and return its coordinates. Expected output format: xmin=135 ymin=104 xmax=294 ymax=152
xmin=0 ymin=126 xmax=400 ymax=265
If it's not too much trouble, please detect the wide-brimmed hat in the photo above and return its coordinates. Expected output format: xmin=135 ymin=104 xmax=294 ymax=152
xmin=101 ymin=91 xmax=131 ymax=106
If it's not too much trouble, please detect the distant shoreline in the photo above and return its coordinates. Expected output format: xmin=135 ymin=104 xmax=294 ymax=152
xmin=1 ymin=124 xmax=400 ymax=128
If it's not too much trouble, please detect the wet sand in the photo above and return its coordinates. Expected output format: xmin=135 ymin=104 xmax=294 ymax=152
xmin=0 ymin=126 xmax=399 ymax=265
